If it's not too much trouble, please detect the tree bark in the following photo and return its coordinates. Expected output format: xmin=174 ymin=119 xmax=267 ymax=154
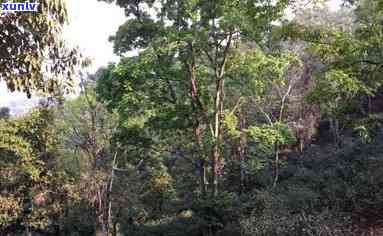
xmin=211 ymin=32 xmax=232 ymax=197
xmin=330 ymin=117 xmax=341 ymax=148
xmin=106 ymin=152 xmax=118 ymax=236
xmin=199 ymin=159 xmax=208 ymax=196
xmin=212 ymin=77 xmax=224 ymax=197
xmin=187 ymin=43 xmax=212 ymax=197
xmin=273 ymin=142 xmax=280 ymax=188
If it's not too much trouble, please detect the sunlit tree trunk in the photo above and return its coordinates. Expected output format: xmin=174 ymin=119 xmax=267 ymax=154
xmin=212 ymin=77 xmax=224 ymax=197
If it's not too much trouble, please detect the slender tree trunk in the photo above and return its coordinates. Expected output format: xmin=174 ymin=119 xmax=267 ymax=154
xmin=273 ymin=84 xmax=292 ymax=187
xmin=199 ymin=159 xmax=208 ymax=196
xmin=335 ymin=119 xmax=341 ymax=147
xmin=210 ymin=32 xmax=232 ymax=197
xmin=188 ymin=55 xmax=209 ymax=197
xmin=211 ymin=146 xmax=220 ymax=196
xmin=240 ymin=151 xmax=245 ymax=192
xmin=330 ymin=117 xmax=340 ymax=148
xmin=273 ymin=142 xmax=280 ymax=188
xmin=212 ymin=77 xmax=224 ymax=197
xmin=187 ymin=43 xmax=212 ymax=197
xmin=106 ymin=152 xmax=118 ymax=236
xmin=195 ymin=122 xmax=208 ymax=197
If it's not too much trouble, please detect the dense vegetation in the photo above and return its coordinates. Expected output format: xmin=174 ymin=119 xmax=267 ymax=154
xmin=2 ymin=0 xmax=383 ymax=235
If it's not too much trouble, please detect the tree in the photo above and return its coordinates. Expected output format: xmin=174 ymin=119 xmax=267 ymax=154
xmin=282 ymin=0 xmax=383 ymax=146
xmin=55 ymin=76 xmax=118 ymax=236
xmin=224 ymin=49 xmax=299 ymax=187
xmin=0 ymin=0 xmax=80 ymax=97
xmin=0 ymin=107 xmax=74 ymax=235
xmin=100 ymin=0 xmax=292 ymax=198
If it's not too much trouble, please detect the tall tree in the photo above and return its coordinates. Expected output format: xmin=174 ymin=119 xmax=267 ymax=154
xmin=100 ymin=0 xmax=292 ymax=197
xmin=55 ymin=77 xmax=118 ymax=235
xmin=0 ymin=107 xmax=74 ymax=235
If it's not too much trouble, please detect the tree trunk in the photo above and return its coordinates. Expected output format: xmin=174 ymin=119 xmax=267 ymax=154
xmin=273 ymin=142 xmax=280 ymax=188
xmin=211 ymin=77 xmax=224 ymax=197
xmin=106 ymin=152 xmax=118 ymax=236
xmin=330 ymin=117 xmax=341 ymax=148
xmin=187 ymin=45 xmax=210 ymax=197
xmin=240 ymin=151 xmax=245 ymax=193
xmin=211 ymin=146 xmax=220 ymax=197
xmin=199 ymin=159 xmax=208 ymax=196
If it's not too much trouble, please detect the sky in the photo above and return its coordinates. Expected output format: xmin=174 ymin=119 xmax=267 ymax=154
xmin=0 ymin=0 xmax=343 ymax=115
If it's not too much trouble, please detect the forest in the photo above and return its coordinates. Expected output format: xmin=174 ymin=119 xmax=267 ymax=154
xmin=1 ymin=0 xmax=383 ymax=235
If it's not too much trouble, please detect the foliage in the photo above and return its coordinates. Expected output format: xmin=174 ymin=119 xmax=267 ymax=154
xmin=247 ymin=122 xmax=296 ymax=147
xmin=3 ymin=1 xmax=383 ymax=236
xmin=0 ymin=0 xmax=82 ymax=97
xmin=239 ymin=134 xmax=383 ymax=235
xmin=0 ymin=108 xmax=75 ymax=234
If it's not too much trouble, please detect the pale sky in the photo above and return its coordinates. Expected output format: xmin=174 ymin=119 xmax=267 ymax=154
xmin=0 ymin=0 xmax=342 ymax=115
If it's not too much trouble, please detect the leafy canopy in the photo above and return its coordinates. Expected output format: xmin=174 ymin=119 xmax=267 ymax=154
xmin=0 ymin=0 xmax=80 ymax=97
